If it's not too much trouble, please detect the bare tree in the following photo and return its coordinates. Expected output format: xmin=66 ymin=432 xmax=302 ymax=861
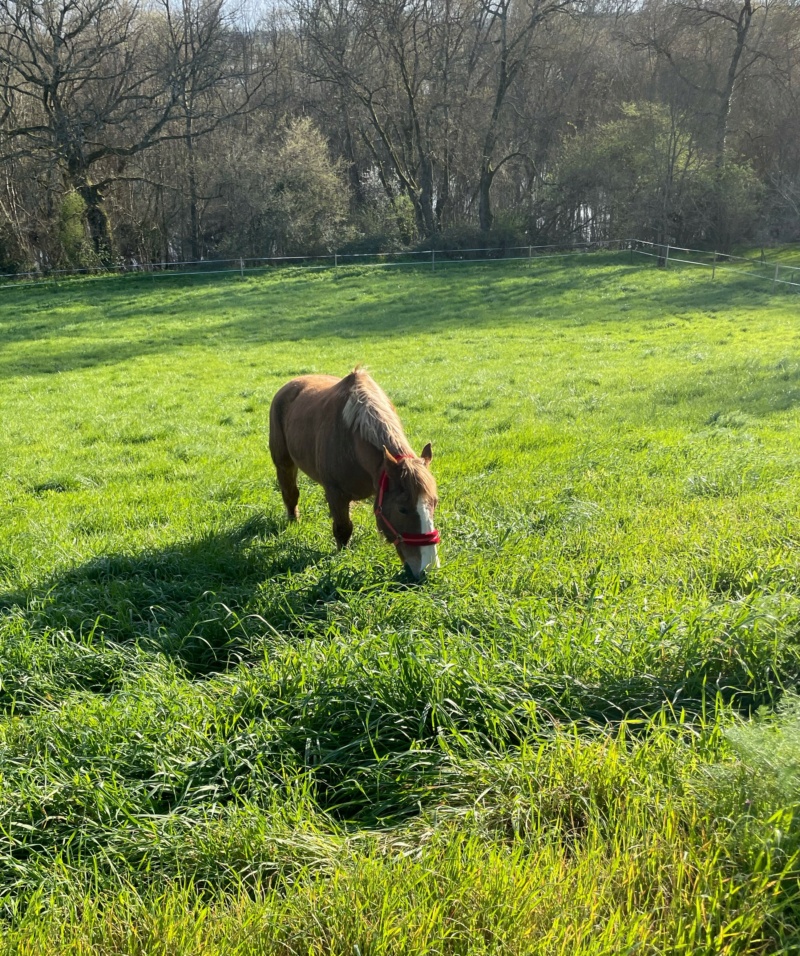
xmin=0 ymin=0 xmax=264 ymax=261
xmin=0 ymin=0 xmax=178 ymax=258
xmin=296 ymin=0 xmax=471 ymax=237
xmin=634 ymin=0 xmax=772 ymax=166
xmin=681 ymin=0 xmax=766 ymax=167
xmin=472 ymin=0 xmax=573 ymax=232
xmin=155 ymin=0 xmax=270 ymax=259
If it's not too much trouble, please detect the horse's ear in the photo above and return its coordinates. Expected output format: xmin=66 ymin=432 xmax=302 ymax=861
xmin=383 ymin=446 xmax=400 ymax=472
xmin=421 ymin=442 xmax=433 ymax=466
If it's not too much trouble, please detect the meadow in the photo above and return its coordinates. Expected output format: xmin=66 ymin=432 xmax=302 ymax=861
xmin=0 ymin=253 xmax=799 ymax=953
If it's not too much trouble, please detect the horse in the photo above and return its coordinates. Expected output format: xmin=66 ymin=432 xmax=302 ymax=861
xmin=269 ymin=368 xmax=440 ymax=579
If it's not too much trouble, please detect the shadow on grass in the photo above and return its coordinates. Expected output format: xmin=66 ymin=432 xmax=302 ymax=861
xmin=3 ymin=514 xmax=331 ymax=674
xmin=701 ymin=364 xmax=800 ymax=421
xmin=2 ymin=255 xmax=783 ymax=380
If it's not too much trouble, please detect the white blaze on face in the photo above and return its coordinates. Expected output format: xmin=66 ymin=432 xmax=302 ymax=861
xmin=404 ymin=500 xmax=439 ymax=579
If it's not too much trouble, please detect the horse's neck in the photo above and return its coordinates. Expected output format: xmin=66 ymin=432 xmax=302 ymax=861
xmin=355 ymin=437 xmax=411 ymax=489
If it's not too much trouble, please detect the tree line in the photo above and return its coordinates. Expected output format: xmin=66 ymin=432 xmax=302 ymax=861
xmin=0 ymin=0 xmax=798 ymax=272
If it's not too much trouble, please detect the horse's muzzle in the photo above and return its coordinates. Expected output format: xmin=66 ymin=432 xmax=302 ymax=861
xmin=403 ymin=544 xmax=440 ymax=580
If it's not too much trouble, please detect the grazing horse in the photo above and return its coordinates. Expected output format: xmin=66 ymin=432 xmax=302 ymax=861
xmin=269 ymin=368 xmax=440 ymax=578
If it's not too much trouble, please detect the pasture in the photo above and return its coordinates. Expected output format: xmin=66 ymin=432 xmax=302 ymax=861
xmin=1 ymin=254 xmax=799 ymax=953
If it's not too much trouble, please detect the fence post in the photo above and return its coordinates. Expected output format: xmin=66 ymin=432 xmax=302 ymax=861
xmin=334 ymin=252 xmax=338 ymax=270
xmin=432 ymin=248 xmax=435 ymax=272
xmin=773 ymin=263 xmax=780 ymax=292
xmin=664 ymin=244 xmax=670 ymax=269
xmin=711 ymin=251 xmax=716 ymax=281
xmin=528 ymin=244 xmax=532 ymax=264
xmin=239 ymin=257 xmax=244 ymax=279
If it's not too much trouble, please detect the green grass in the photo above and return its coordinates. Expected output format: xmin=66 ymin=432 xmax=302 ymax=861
xmin=1 ymin=253 xmax=800 ymax=952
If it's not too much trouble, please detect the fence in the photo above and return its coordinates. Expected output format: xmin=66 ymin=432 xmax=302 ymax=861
xmin=629 ymin=239 xmax=800 ymax=291
xmin=0 ymin=239 xmax=626 ymax=288
xmin=1 ymin=237 xmax=798 ymax=292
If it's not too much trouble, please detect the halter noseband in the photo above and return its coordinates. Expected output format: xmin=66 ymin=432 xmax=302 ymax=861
xmin=374 ymin=455 xmax=441 ymax=547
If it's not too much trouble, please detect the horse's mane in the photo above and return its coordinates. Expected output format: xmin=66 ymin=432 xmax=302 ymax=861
xmin=341 ymin=369 xmax=411 ymax=454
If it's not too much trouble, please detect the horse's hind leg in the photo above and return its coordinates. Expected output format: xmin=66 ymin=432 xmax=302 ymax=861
xmin=269 ymin=404 xmax=300 ymax=521
xmin=325 ymin=487 xmax=353 ymax=550
xmin=275 ymin=463 xmax=300 ymax=521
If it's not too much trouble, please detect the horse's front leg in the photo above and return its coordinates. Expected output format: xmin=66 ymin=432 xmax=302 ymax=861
xmin=324 ymin=487 xmax=353 ymax=550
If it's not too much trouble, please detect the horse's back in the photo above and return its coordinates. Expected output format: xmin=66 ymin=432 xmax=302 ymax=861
xmin=270 ymin=374 xmax=345 ymax=430
xmin=271 ymin=373 xmax=340 ymax=412
xmin=269 ymin=374 xmax=348 ymax=476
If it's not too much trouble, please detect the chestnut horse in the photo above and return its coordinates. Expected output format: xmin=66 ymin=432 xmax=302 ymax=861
xmin=269 ymin=369 xmax=440 ymax=578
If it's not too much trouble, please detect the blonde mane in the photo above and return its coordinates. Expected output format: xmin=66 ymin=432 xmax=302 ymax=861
xmin=342 ymin=371 xmax=411 ymax=453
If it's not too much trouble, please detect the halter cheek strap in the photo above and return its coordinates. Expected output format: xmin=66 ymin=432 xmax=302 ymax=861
xmin=374 ymin=455 xmax=441 ymax=547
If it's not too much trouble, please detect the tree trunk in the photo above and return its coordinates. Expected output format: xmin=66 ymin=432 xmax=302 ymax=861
xmin=417 ymin=156 xmax=437 ymax=237
xmin=478 ymin=165 xmax=495 ymax=233
xmin=714 ymin=0 xmax=753 ymax=169
xmin=709 ymin=1 xmax=754 ymax=248
xmin=476 ymin=2 xmax=508 ymax=236
xmin=76 ymin=183 xmax=114 ymax=265
xmin=186 ymin=115 xmax=201 ymax=261
xmin=436 ymin=150 xmax=450 ymax=230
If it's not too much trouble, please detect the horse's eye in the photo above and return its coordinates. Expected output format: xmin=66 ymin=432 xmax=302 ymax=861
xmin=398 ymin=506 xmax=409 ymax=515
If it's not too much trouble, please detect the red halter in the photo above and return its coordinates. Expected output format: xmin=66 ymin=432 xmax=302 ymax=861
xmin=374 ymin=455 xmax=441 ymax=547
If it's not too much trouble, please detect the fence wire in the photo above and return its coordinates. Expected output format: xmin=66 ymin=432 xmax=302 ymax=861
xmin=0 ymin=240 xmax=626 ymax=289
xmin=629 ymin=239 xmax=800 ymax=290
xmin=1 ymin=238 xmax=798 ymax=292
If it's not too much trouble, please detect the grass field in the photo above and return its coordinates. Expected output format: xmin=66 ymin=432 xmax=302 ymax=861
xmin=1 ymin=253 xmax=799 ymax=953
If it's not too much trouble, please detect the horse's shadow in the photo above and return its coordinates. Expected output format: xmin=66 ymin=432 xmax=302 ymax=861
xmin=3 ymin=514 xmax=333 ymax=675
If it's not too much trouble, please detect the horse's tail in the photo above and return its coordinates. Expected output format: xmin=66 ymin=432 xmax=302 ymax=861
xmin=268 ymin=384 xmax=292 ymax=469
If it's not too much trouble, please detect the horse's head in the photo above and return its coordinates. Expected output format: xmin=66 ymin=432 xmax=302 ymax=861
xmin=375 ymin=444 xmax=440 ymax=580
